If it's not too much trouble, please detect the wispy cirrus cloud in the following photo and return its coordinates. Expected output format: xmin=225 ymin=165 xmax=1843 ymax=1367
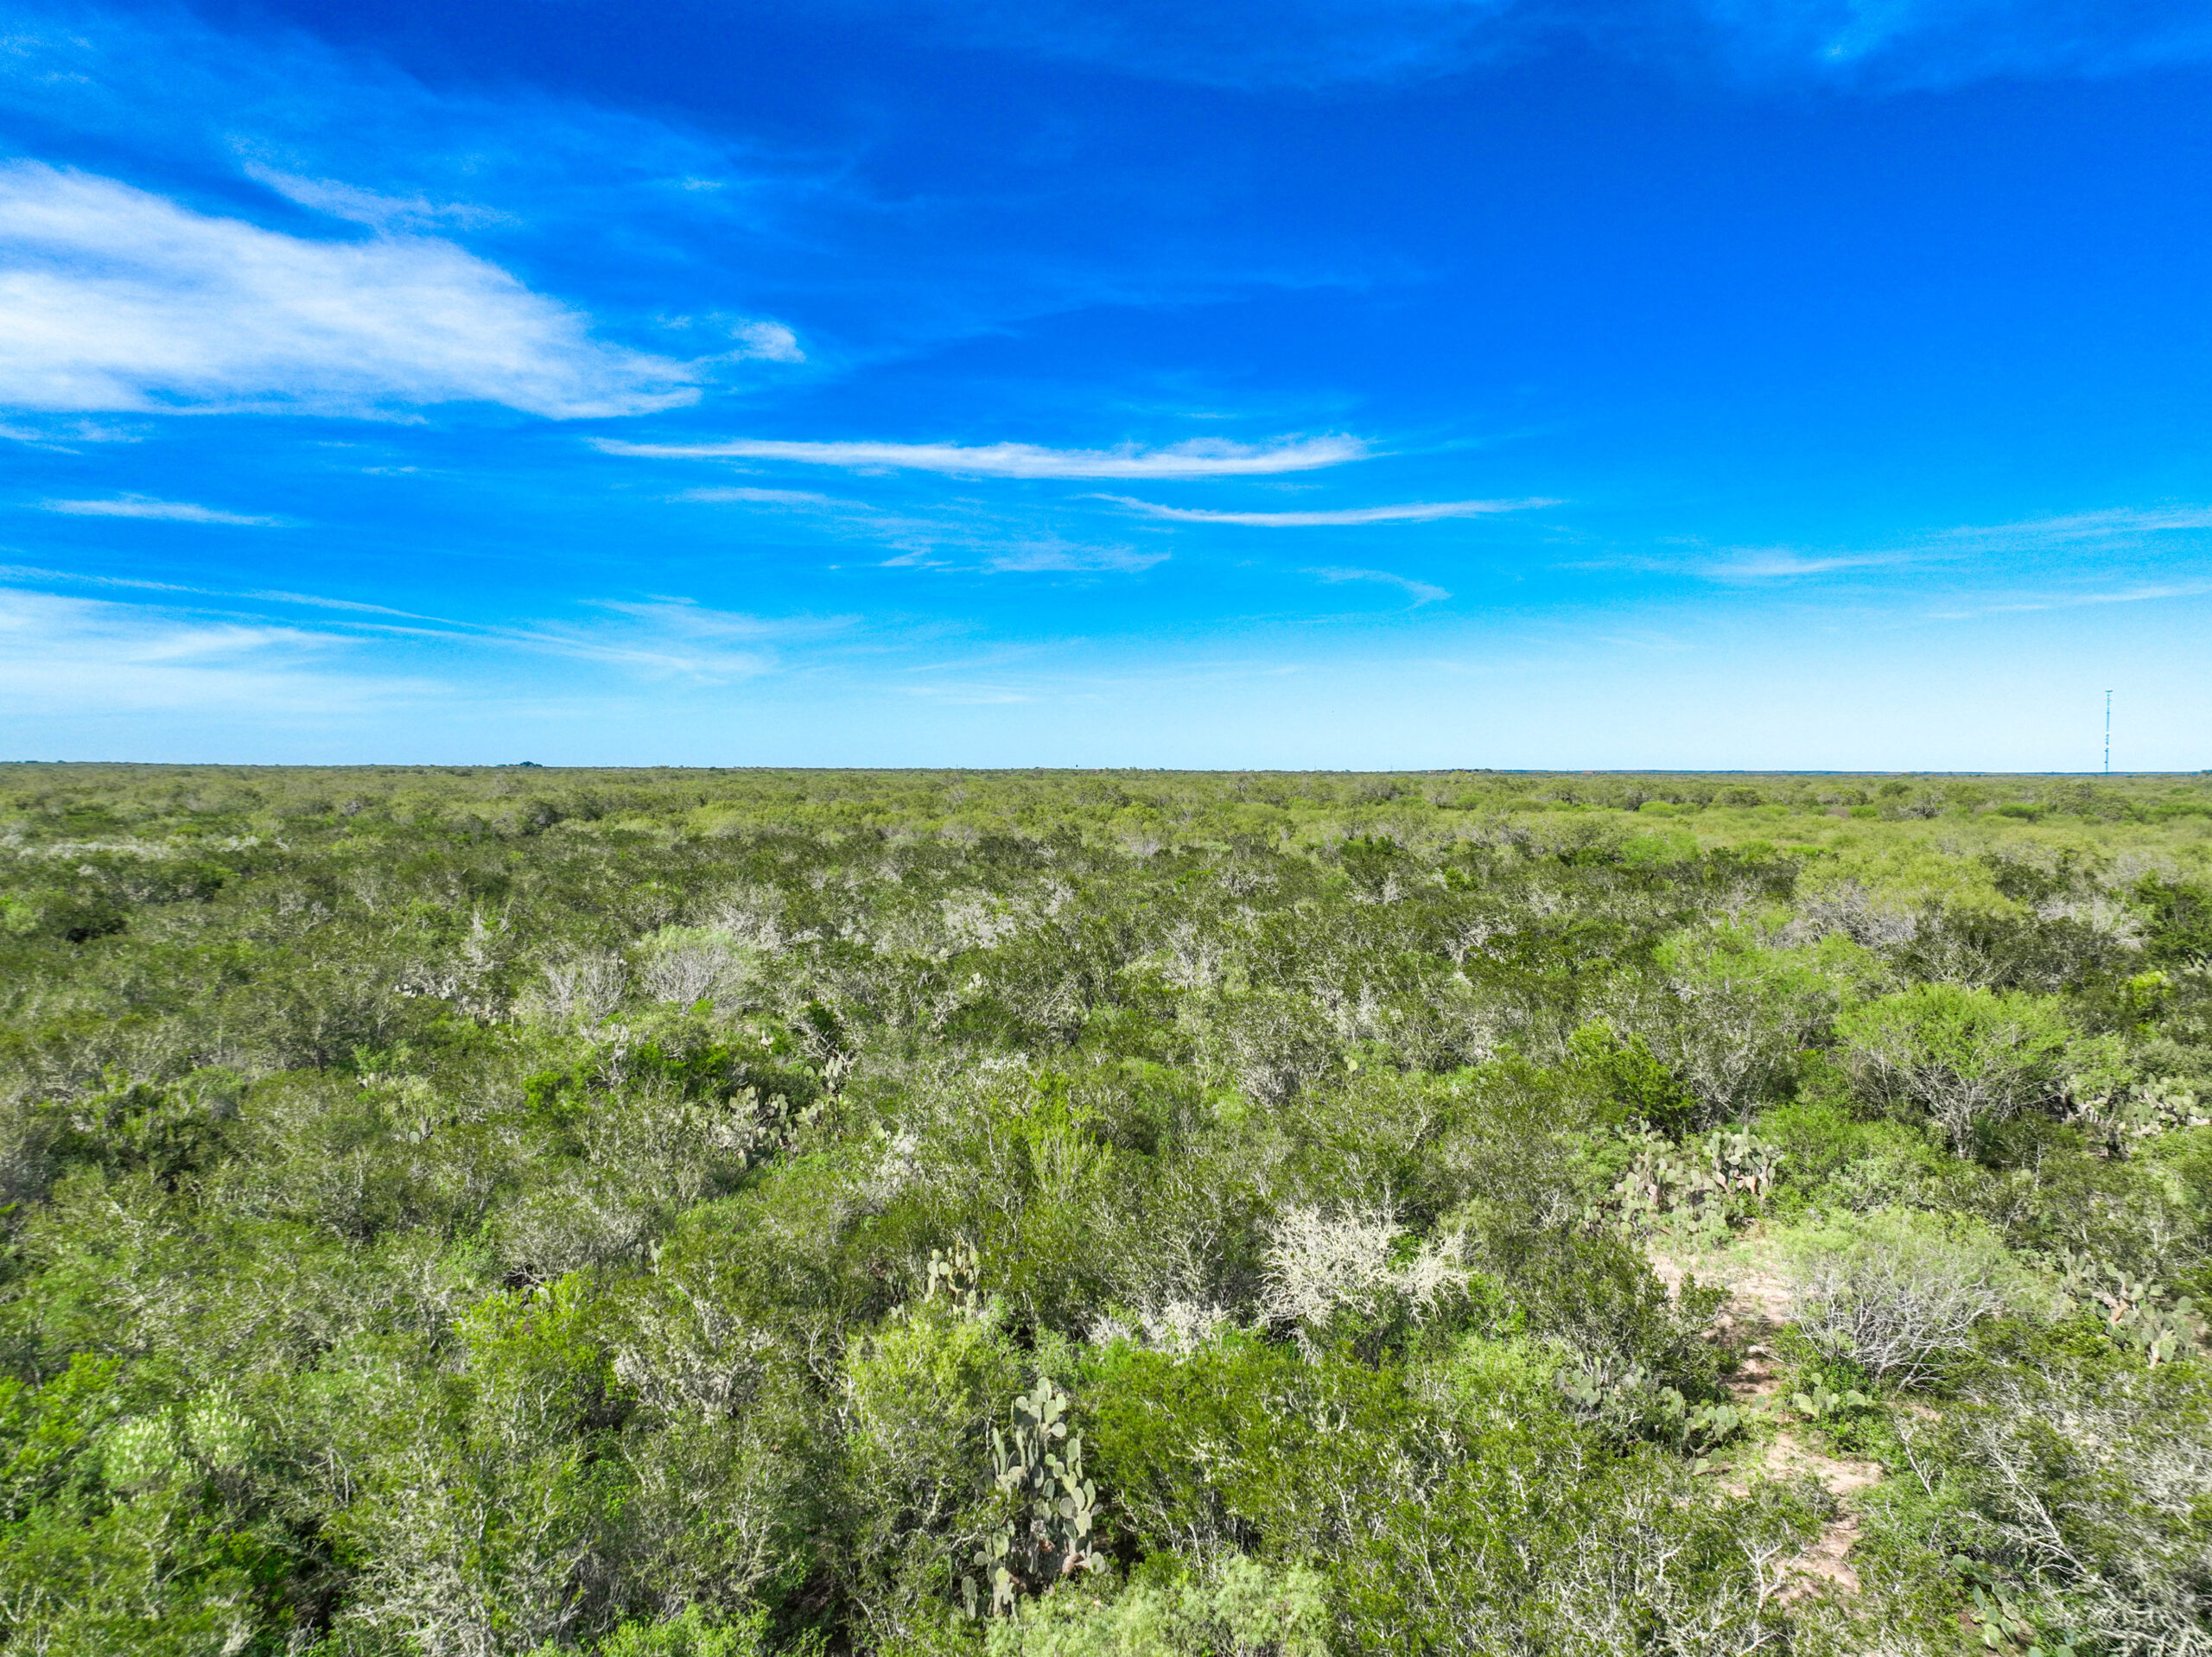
xmin=588 ymin=597 xmax=850 ymax=638
xmin=594 ymin=433 xmax=1366 ymax=478
xmin=0 ymin=581 xmax=803 ymax=717
xmin=1102 ymin=494 xmax=1553 ymax=526
xmin=1668 ymin=0 xmax=2212 ymax=91
xmin=676 ymin=486 xmax=855 ymax=507
xmin=0 ymin=567 xmax=854 ymax=708
xmin=39 ymin=494 xmax=290 ymax=526
xmin=511 ymin=600 xmax=795 ymax=679
xmin=0 ymin=162 xmax=699 ymax=419
xmin=0 ymin=584 xmax=433 ymax=716
xmin=1312 ymin=566 xmax=1450 ymax=605
xmin=0 ymin=417 xmax=142 ymax=451
xmin=1935 ymin=505 xmax=2212 ymax=547
xmin=1705 ymin=502 xmax=2212 ymax=581
xmin=855 ymin=0 xmax=2212 ymax=92
xmin=1925 ymin=581 xmax=2212 ymax=621
xmin=0 ymin=562 xmax=447 ymax=619
xmin=984 ymin=543 xmax=1168 ymax=574
xmin=1704 ymin=548 xmax=1908 ymax=580
xmin=240 ymin=162 xmax=516 ymax=232
xmin=679 ymin=484 xmax=1169 ymax=576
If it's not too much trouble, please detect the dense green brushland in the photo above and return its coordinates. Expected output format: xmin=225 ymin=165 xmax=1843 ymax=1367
xmin=1 ymin=763 xmax=2209 ymax=1657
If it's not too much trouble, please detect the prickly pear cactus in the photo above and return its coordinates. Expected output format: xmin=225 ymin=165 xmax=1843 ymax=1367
xmin=961 ymin=1378 xmax=1105 ymax=1617
xmin=2050 ymin=1252 xmax=2208 ymax=1366
xmin=925 ymin=1238 xmax=987 ymax=1319
xmin=1603 ymin=1124 xmax=1781 ymax=1240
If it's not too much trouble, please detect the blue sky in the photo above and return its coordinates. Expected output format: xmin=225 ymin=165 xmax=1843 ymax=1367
xmin=2 ymin=0 xmax=2209 ymax=768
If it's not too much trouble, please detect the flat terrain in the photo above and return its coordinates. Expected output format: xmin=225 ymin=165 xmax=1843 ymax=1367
xmin=0 ymin=766 xmax=2207 ymax=1657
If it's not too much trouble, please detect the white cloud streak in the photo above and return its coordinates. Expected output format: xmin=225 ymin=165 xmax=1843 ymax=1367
xmin=241 ymin=162 xmax=515 ymax=232
xmin=1924 ymin=582 xmax=2212 ymax=621
xmin=593 ymin=433 xmax=1366 ymax=478
xmin=0 ymin=585 xmax=434 ymax=716
xmin=0 ymin=576 xmax=848 ymax=721
xmin=1705 ymin=502 xmax=2212 ymax=581
xmin=522 ymin=596 xmax=855 ymax=677
xmin=880 ymin=0 xmax=2212 ymax=94
xmin=1102 ymin=494 xmax=1554 ymax=525
xmin=0 ymin=416 xmax=142 ymax=450
xmin=984 ymin=543 xmax=1168 ymax=574
xmin=39 ymin=494 xmax=289 ymax=526
xmin=679 ymin=485 xmax=1173 ymax=576
xmin=1312 ymin=566 xmax=1450 ymax=605
xmin=1936 ymin=505 xmax=2212 ymax=546
xmin=0 ymin=162 xmax=698 ymax=418
xmin=1704 ymin=549 xmax=1906 ymax=580
xmin=677 ymin=486 xmax=854 ymax=507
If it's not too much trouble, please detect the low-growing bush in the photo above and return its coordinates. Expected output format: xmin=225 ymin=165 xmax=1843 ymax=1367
xmin=1838 ymin=984 xmax=2073 ymax=1157
xmin=1785 ymin=1212 xmax=2020 ymax=1387
xmin=984 ymin=1557 xmax=1327 ymax=1657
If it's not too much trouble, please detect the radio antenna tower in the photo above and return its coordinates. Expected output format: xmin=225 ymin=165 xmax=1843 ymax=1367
xmin=2105 ymin=690 xmax=2112 ymax=776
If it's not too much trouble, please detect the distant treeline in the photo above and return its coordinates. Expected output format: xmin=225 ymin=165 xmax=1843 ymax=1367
xmin=6 ymin=763 xmax=2211 ymax=845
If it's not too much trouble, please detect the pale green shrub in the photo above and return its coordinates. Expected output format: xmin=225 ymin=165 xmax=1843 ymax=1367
xmin=1785 ymin=1211 xmax=2021 ymax=1387
xmin=986 ymin=1557 xmax=1328 ymax=1657
xmin=1837 ymin=984 xmax=2071 ymax=1156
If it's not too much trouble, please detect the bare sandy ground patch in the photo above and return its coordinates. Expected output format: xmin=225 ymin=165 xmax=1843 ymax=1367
xmin=1645 ymin=1228 xmax=1879 ymax=1603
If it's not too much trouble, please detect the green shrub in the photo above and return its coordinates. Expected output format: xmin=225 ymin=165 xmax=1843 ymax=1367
xmin=594 ymin=1604 xmax=774 ymax=1656
xmin=1783 ymin=1210 xmax=2027 ymax=1387
xmin=986 ymin=1557 xmax=1327 ymax=1657
xmin=1837 ymin=984 xmax=2073 ymax=1157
